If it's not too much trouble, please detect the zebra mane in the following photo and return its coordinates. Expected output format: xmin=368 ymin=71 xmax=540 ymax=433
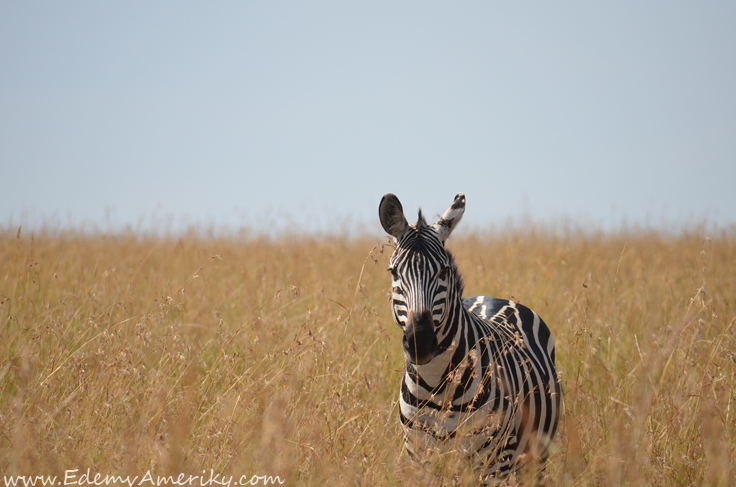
xmin=415 ymin=209 xmax=427 ymax=229
xmin=446 ymin=248 xmax=465 ymax=297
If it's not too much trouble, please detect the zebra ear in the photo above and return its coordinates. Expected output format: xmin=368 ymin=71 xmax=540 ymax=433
xmin=433 ymin=193 xmax=465 ymax=243
xmin=379 ymin=193 xmax=408 ymax=239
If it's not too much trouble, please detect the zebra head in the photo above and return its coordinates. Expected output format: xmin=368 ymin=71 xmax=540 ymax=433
xmin=379 ymin=193 xmax=465 ymax=365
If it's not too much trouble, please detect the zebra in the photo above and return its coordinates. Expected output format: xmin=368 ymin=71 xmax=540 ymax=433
xmin=379 ymin=192 xmax=562 ymax=482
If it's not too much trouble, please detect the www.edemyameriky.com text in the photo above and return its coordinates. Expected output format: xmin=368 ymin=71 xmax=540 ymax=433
xmin=4 ymin=469 xmax=285 ymax=487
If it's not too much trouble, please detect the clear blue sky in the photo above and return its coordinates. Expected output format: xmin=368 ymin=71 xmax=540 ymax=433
xmin=2 ymin=2 xmax=735 ymax=236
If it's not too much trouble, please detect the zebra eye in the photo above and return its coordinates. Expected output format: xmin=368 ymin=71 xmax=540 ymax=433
xmin=388 ymin=267 xmax=399 ymax=279
xmin=438 ymin=266 xmax=450 ymax=280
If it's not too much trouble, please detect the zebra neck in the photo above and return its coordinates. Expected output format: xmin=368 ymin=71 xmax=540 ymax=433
xmin=436 ymin=289 xmax=470 ymax=353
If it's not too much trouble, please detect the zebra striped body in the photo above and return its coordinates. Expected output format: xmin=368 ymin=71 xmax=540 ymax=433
xmin=379 ymin=193 xmax=561 ymax=482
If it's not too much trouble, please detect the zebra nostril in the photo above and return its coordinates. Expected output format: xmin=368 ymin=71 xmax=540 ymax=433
xmin=403 ymin=311 xmax=438 ymax=365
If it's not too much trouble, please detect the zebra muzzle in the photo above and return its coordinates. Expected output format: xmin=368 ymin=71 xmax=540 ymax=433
xmin=403 ymin=310 xmax=438 ymax=365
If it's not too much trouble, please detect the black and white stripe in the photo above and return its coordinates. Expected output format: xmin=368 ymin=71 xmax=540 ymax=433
xmin=379 ymin=193 xmax=562 ymax=482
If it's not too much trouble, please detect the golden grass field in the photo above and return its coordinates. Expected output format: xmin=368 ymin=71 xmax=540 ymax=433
xmin=1 ymin=225 xmax=734 ymax=486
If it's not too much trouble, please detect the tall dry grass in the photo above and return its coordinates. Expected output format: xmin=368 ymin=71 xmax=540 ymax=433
xmin=0 ymin=226 xmax=734 ymax=485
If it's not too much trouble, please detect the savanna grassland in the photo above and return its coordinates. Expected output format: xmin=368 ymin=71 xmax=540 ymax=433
xmin=1 ymin=226 xmax=734 ymax=486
